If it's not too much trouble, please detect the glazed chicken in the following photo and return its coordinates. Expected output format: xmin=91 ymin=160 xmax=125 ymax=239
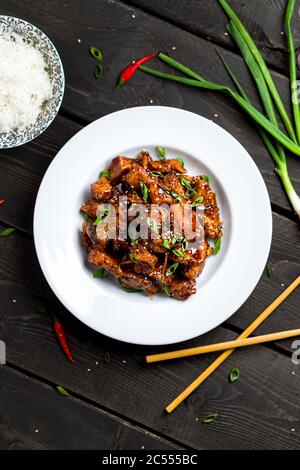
xmin=81 ymin=150 xmax=223 ymax=300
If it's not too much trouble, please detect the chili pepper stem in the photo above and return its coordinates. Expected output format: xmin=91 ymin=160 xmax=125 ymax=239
xmin=115 ymin=78 xmax=125 ymax=90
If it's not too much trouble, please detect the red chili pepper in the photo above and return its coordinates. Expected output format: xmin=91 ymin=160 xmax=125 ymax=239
xmin=53 ymin=318 xmax=75 ymax=364
xmin=0 ymin=200 xmax=5 ymax=205
xmin=116 ymin=53 xmax=155 ymax=89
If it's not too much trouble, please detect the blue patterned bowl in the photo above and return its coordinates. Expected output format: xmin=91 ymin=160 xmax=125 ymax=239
xmin=0 ymin=16 xmax=64 ymax=149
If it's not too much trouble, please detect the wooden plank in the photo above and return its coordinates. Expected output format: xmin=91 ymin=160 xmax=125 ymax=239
xmin=1 ymin=0 xmax=299 ymax=215
xmin=0 ymin=223 xmax=300 ymax=449
xmin=0 ymin=366 xmax=182 ymax=450
xmin=128 ymin=0 xmax=298 ymax=73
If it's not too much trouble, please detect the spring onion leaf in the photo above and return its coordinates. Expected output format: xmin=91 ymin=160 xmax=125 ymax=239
xmin=172 ymin=248 xmax=186 ymax=258
xmin=166 ymin=262 xmax=179 ymax=276
xmin=157 ymin=146 xmax=166 ymax=160
xmin=266 ymin=262 xmax=273 ymax=278
xmin=214 ymin=238 xmax=221 ymax=254
xmin=180 ymin=176 xmax=197 ymax=194
xmin=140 ymin=181 xmax=149 ymax=203
xmin=122 ymin=286 xmax=140 ymax=293
xmin=203 ymin=413 xmax=218 ymax=424
xmin=129 ymin=253 xmax=138 ymax=263
xmin=0 ymin=227 xmax=16 ymax=237
xmin=182 ymin=238 xmax=189 ymax=250
xmin=56 ymin=385 xmax=70 ymax=397
xmin=229 ymin=367 xmax=240 ymax=383
xmin=190 ymin=195 xmax=204 ymax=207
xmin=93 ymin=209 xmax=110 ymax=226
xmin=218 ymin=0 xmax=297 ymax=143
xmin=89 ymin=46 xmax=103 ymax=61
xmin=94 ymin=63 xmax=103 ymax=79
xmin=163 ymin=239 xmax=171 ymax=249
xmin=93 ymin=268 xmax=108 ymax=278
xmin=149 ymin=171 xmax=165 ymax=178
xmin=202 ymin=175 xmax=209 ymax=183
xmin=85 ymin=214 xmax=95 ymax=223
xmin=285 ymin=0 xmax=300 ymax=144
xmin=99 ymin=169 xmax=109 ymax=178
xmin=177 ymin=156 xmax=185 ymax=167
xmin=163 ymin=285 xmax=172 ymax=296
xmin=103 ymin=352 xmax=111 ymax=363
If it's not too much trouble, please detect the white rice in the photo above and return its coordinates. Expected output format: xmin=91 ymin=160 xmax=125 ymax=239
xmin=0 ymin=33 xmax=52 ymax=133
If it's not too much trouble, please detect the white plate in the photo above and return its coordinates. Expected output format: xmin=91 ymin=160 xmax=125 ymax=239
xmin=34 ymin=106 xmax=272 ymax=345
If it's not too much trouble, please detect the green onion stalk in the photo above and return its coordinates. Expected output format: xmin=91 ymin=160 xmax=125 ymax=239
xmin=137 ymin=0 xmax=300 ymax=218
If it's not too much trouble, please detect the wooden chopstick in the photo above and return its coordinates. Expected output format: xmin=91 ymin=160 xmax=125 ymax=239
xmin=146 ymin=328 xmax=300 ymax=363
xmin=165 ymin=275 xmax=300 ymax=414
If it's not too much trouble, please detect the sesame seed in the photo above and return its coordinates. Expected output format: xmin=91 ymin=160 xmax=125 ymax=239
xmin=12 ymin=299 xmax=16 ymax=303
xmin=224 ymin=32 xmax=228 ymax=36
xmin=291 ymin=428 xmax=295 ymax=432
xmin=132 ymin=14 xmax=136 ymax=18
xmin=87 ymin=368 xmax=91 ymax=372
xmin=281 ymin=283 xmax=285 ymax=287
xmin=195 ymin=417 xmax=199 ymax=421
xmin=35 ymin=429 xmax=39 ymax=433
xmin=280 ymin=31 xmax=285 ymax=35
xmin=214 ymin=113 xmax=219 ymax=117
xmin=292 ymin=371 xmax=295 ymax=375
xmin=141 ymin=445 xmax=145 ymax=449
xmin=95 ymin=361 xmax=99 ymax=365
xmin=122 ymin=360 xmax=127 ymax=364
xmin=150 ymin=99 xmax=154 ymax=104
xmin=172 ymin=46 xmax=176 ymax=50
xmin=77 ymin=38 xmax=81 ymax=43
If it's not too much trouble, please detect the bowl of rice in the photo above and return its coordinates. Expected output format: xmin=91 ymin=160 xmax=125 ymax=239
xmin=0 ymin=16 xmax=64 ymax=149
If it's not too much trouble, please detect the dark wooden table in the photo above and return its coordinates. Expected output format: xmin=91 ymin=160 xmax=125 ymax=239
xmin=1 ymin=0 xmax=300 ymax=450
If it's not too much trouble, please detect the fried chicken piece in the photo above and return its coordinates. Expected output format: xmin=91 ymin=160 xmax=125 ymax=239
xmin=148 ymin=182 xmax=174 ymax=204
xmin=80 ymin=198 xmax=99 ymax=219
xmin=136 ymin=150 xmax=152 ymax=168
xmin=167 ymin=277 xmax=196 ymax=300
xmin=129 ymin=244 xmax=158 ymax=274
xmin=119 ymin=272 xmax=157 ymax=296
xmin=162 ymin=172 xmax=186 ymax=196
xmin=109 ymin=156 xmax=133 ymax=184
xmin=148 ymin=159 xmax=186 ymax=174
xmin=88 ymin=249 xmax=123 ymax=277
xmin=91 ymin=177 xmax=113 ymax=201
xmin=124 ymin=163 xmax=152 ymax=189
xmin=182 ymin=241 xmax=211 ymax=279
xmin=82 ymin=221 xmax=108 ymax=252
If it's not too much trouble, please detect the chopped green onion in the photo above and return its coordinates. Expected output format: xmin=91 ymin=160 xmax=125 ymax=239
xmin=163 ymin=239 xmax=171 ymax=249
xmin=157 ymin=146 xmax=166 ymax=160
xmin=214 ymin=238 xmax=221 ymax=254
xmin=171 ymin=236 xmax=179 ymax=245
xmin=182 ymin=238 xmax=189 ymax=250
xmin=202 ymin=175 xmax=209 ymax=184
xmin=140 ymin=181 xmax=149 ymax=203
xmin=190 ymin=195 xmax=204 ymax=207
xmin=129 ymin=253 xmax=138 ymax=263
xmin=149 ymin=171 xmax=166 ymax=178
xmin=56 ymin=385 xmax=70 ymax=397
xmin=99 ymin=169 xmax=109 ymax=178
xmin=93 ymin=209 xmax=110 ymax=226
xmin=165 ymin=262 xmax=179 ymax=276
xmin=177 ymin=156 xmax=185 ymax=167
xmin=266 ymin=262 xmax=273 ymax=278
xmin=172 ymin=248 xmax=186 ymax=258
xmin=89 ymin=46 xmax=103 ymax=61
xmin=0 ymin=227 xmax=16 ymax=237
xmin=180 ymin=176 xmax=197 ymax=194
xmin=163 ymin=188 xmax=183 ymax=202
xmin=85 ymin=214 xmax=95 ymax=223
xmin=93 ymin=268 xmax=108 ymax=278
xmin=229 ymin=367 xmax=240 ymax=383
xmin=147 ymin=218 xmax=159 ymax=233
xmin=94 ymin=63 xmax=103 ymax=79
xmin=162 ymin=285 xmax=172 ymax=296
xmin=129 ymin=237 xmax=137 ymax=245
xmin=203 ymin=413 xmax=218 ymax=424
xmin=122 ymin=286 xmax=140 ymax=293
xmin=103 ymin=352 xmax=111 ymax=363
